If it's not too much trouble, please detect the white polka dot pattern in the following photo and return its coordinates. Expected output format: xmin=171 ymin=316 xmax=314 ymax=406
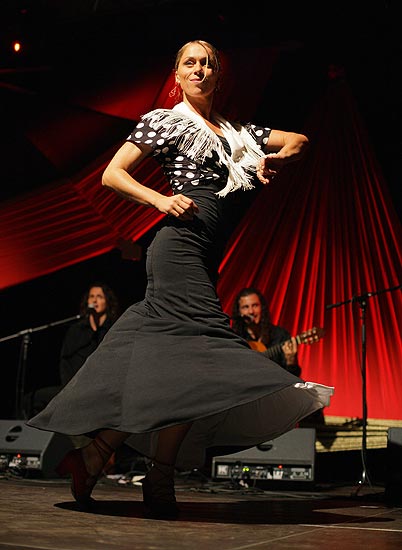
xmin=127 ymin=114 xmax=271 ymax=194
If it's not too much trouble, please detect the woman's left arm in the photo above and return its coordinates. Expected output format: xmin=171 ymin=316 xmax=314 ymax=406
xmin=257 ymin=129 xmax=309 ymax=184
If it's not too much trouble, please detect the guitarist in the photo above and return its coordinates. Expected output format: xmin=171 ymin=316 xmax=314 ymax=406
xmin=231 ymin=287 xmax=325 ymax=426
xmin=231 ymin=287 xmax=301 ymax=376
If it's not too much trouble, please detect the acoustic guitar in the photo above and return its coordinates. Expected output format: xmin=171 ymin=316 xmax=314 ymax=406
xmin=248 ymin=327 xmax=325 ymax=359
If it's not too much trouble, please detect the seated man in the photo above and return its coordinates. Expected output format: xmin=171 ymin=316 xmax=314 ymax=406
xmin=232 ymin=287 xmax=301 ymax=376
xmin=231 ymin=287 xmax=324 ymax=426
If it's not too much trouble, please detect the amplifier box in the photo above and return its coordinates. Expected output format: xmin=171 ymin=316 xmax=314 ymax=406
xmin=212 ymin=428 xmax=316 ymax=485
xmin=384 ymin=427 xmax=402 ymax=505
xmin=0 ymin=420 xmax=74 ymax=478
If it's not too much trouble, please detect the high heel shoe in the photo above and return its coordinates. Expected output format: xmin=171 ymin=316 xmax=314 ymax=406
xmin=142 ymin=461 xmax=179 ymax=520
xmin=56 ymin=436 xmax=114 ymax=509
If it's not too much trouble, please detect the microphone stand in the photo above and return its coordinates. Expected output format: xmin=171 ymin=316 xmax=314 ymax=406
xmin=326 ymin=284 xmax=401 ymax=494
xmin=0 ymin=314 xmax=82 ymax=420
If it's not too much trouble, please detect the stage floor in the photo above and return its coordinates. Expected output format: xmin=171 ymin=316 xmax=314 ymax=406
xmin=1 ymin=468 xmax=401 ymax=550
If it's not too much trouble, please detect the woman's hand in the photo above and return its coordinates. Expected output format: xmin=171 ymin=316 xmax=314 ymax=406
xmin=155 ymin=194 xmax=199 ymax=220
xmin=256 ymin=153 xmax=284 ymax=184
xmin=257 ymin=129 xmax=309 ymax=184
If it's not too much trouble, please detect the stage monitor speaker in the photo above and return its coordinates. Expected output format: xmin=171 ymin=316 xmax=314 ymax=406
xmin=212 ymin=428 xmax=316 ymax=485
xmin=0 ymin=420 xmax=74 ymax=478
xmin=384 ymin=427 xmax=402 ymax=505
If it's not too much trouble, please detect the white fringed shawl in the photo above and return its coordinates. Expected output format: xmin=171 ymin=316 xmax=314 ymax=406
xmin=141 ymin=101 xmax=265 ymax=197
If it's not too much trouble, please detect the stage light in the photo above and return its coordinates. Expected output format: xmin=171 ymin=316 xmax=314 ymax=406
xmin=12 ymin=41 xmax=22 ymax=54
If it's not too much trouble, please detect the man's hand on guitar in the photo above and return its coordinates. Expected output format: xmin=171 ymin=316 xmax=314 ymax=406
xmin=281 ymin=337 xmax=298 ymax=365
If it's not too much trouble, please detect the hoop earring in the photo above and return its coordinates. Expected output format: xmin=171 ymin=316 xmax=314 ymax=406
xmin=169 ymin=83 xmax=181 ymax=99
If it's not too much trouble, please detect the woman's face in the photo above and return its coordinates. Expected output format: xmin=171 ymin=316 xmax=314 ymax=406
xmin=175 ymin=43 xmax=219 ymax=101
xmin=87 ymin=286 xmax=107 ymax=315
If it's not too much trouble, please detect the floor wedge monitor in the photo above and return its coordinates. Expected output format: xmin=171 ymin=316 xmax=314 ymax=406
xmin=0 ymin=419 xmax=74 ymax=478
xmin=384 ymin=427 xmax=402 ymax=505
xmin=212 ymin=427 xmax=316 ymax=486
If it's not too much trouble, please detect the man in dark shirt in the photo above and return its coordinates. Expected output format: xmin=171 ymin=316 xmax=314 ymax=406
xmin=231 ymin=287 xmax=301 ymax=376
xmin=231 ymin=287 xmax=325 ymax=426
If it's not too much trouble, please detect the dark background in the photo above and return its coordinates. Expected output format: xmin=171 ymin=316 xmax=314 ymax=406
xmin=1 ymin=0 xmax=401 ymax=418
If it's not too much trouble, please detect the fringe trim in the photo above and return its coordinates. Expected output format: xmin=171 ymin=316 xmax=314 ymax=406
xmin=141 ymin=107 xmax=265 ymax=197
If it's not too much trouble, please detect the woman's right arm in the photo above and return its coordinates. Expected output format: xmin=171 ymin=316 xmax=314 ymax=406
xmin=102 ymin=142 xmax=198 ymax=219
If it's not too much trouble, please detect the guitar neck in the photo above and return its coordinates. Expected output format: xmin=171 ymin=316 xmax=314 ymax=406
xmin=258 ymin=328 xmax=324 ymax=359
xmin=263 ymin=340 xmax=291 ymax=360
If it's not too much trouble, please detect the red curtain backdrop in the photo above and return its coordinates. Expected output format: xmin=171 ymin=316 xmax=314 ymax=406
xmin=218 ymin=79 xmax=402 ymax=420
xmin=0 ymin=50 xmax=401 ymax=420
xmin=0 ymin=47 xmax=277 ymax=288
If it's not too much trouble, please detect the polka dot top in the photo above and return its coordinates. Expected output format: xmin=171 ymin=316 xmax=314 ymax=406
xmin=127 ymin=109 xmax=271 ymax=195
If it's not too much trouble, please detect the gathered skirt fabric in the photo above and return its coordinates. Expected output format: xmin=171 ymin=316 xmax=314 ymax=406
xmin=27 ymin=198 xmax=333 ymax=470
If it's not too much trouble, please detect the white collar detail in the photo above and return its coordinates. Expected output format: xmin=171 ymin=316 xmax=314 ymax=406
xmin=142 ymin=102 xmax=265 ymax=197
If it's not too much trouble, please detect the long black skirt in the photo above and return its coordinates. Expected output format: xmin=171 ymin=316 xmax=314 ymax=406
xmin=27 ymin=224 xmax=333 ymax=469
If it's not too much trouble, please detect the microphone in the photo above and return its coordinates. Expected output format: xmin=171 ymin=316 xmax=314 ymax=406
xmin=87 ymin=303 xmax=101 ymax=319
xmin=87 ymin=303 xmax=100 ymax=327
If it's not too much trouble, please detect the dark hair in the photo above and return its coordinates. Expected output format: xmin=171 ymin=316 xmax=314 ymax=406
xmin=79 ymin=282 xmax=120 ymax=322
xmin=231 ymin=287 xmax=272 ymax=340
